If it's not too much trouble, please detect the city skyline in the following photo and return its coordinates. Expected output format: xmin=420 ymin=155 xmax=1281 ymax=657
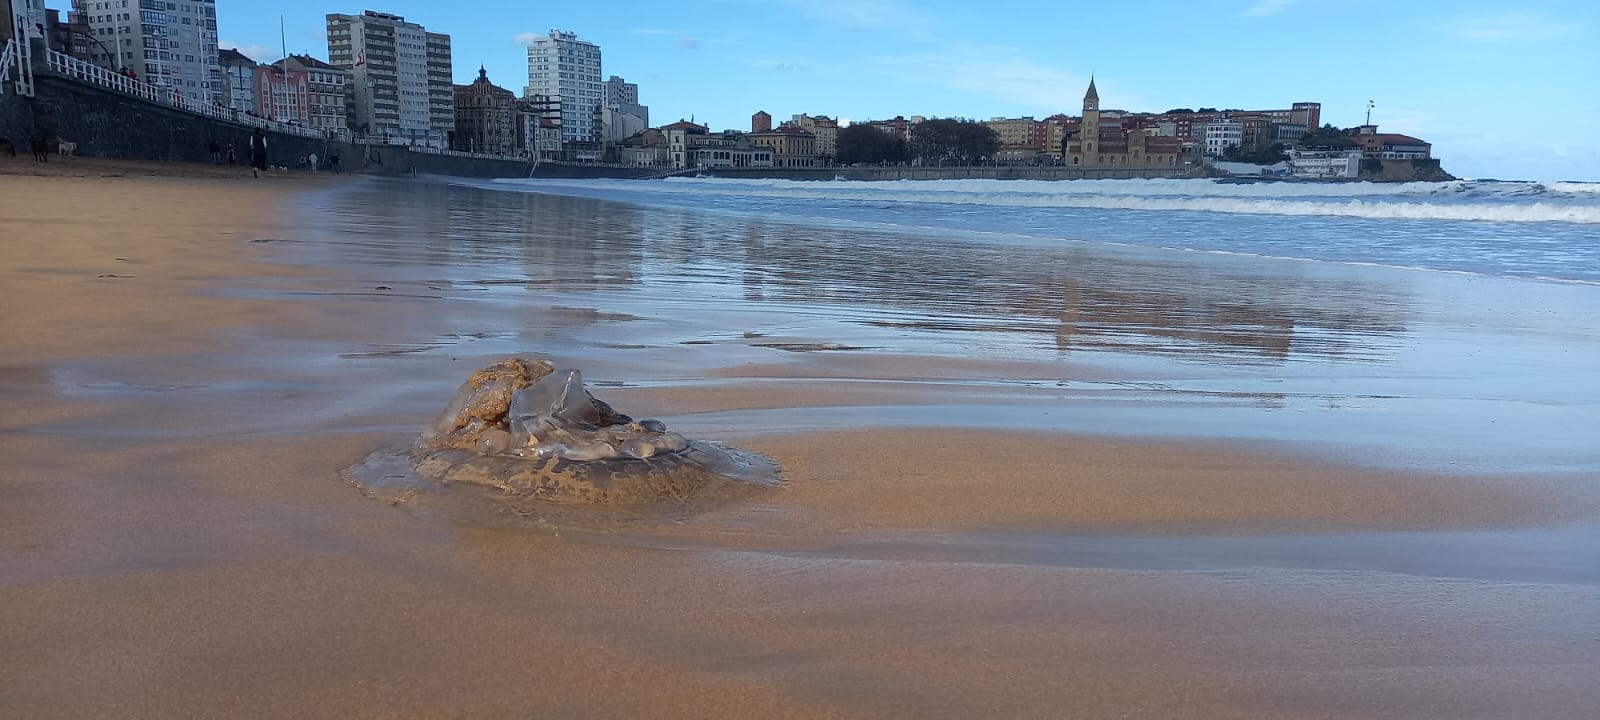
xmin=90 ymin=0 xmax=1600 ymax=181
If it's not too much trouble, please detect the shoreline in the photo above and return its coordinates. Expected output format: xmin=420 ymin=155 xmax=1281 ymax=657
xmin=3 ymin=160 xmax=1596 ymax=719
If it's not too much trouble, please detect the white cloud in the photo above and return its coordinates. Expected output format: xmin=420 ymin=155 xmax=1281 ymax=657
xmin=676 ymin=36 xmax=702 ymax=50
xmin=1448 ymin=12 xmax=1575 ymax=42
xmin=513 ymin=32 xmax=541 ymax=46
xmin=219 ymin=41 xmax=279 ymax=63
xmin=871 ymin=47 xmax=1103 ymax=113
xmin=1242 ymin=0 xmax=1294 ymax=18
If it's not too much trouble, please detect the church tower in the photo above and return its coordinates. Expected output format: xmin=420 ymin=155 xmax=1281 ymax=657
xmin=1081 ymin=77 xmax=1100 ymax=157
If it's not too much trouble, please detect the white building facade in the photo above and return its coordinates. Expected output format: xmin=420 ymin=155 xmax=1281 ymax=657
xmin=524 ymin=30 xmax=601 ymax=144
xmin=327 ymin=10 xmax=452 ymax=147
xmin=1203 ymin=120 xmax=1243 ymax=157
xmin=601 ymin=74 xmax=648 ymax=144
xmin=216 ymin=48 xmax=255 ymax=113
xmin=72 ymin=0 xmax=221 ymax=103
xmin=1287 ymin=148 xmax=1361 ymax=178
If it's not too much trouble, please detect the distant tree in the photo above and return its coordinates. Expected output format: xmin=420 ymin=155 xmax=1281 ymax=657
xmin=1256 ymin=142 xmax=1289 ymax=164
xmin=1164 ymin=108 xmax=1194 ymax=115
xmin=908 ymin=118 xmax=999 ymax=165
xmin=1300 ymin=124 xmax=1358 ymax=148
xmin=1195 ymin=107 xmax=1218 ymax=113
xmin=1223 ymin=142 xmax=1290 ymax=164
xmin=836 ymin=124 xmax=906 ymax=165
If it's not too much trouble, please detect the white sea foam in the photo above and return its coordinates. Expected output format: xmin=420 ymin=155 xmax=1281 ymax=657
xmin=499 ymin=177 xmax=1600 ymax=224
xmin=1546 ymin=181 xmax=1600 ymax=194
xmin=659 ymin=176 xmax=1470 ymax=199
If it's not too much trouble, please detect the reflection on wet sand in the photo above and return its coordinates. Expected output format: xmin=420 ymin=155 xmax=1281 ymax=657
xmin=316 ymin=181 xmax=1413 ymax=366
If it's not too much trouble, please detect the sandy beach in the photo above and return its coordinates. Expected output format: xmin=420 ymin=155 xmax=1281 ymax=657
xmin=3 ymin=161 xmax=1598 ymax=719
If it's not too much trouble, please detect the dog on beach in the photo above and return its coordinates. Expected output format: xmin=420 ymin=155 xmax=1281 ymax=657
xmin=0 ymin=138 xmax=14 ymax=158
xmin=57 ymin=140 xmax=77 ymax=158
xmin=30 ymin=136 xmax=48 ymax=162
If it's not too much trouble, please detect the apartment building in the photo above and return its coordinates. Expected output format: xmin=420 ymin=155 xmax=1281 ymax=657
xmin=72 ymin=0 xmax=221 ymax=103
xmin=602 ymin=75 xmax=648 ymax=144
xmin=453 ymin=66 xmax=517 ymax=155
xmin=790 ymin=114 xmax=839 ymax=162
xmin=748 ymin=126 xmax=817 ymax=168
xmin=985 ymin=115 xmax=1049 ymax=164
xmin=282 ymin=54 xmax=346 ymax=133
xmin=525 ymin=30 xmax=601 ymax=144
xmin=254 ymin=63 xmax=308 ymax=123
xmin=326 ymin=10 xmax=453 ymax=147
xmin=217 ymin=47 xmax=255 ymax=113
xmin=1203 ymin=120 xmax=1243 ymax=157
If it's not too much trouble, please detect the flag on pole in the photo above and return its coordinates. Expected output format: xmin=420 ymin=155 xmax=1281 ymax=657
xmin=355 ymin=49 xmax=366 ymax=67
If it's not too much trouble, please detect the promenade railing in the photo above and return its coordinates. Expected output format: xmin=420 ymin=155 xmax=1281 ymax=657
xmin=35 ymin=48 xmax=542 ymax=164
xmin=0 ymin=39 xmax=14 ymax=88
xmin=42 ymin=48 xmax=353 ymax=144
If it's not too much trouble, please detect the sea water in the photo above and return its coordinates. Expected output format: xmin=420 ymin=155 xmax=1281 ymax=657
xmin=301 ymin=176 xmax=1600 ymax=473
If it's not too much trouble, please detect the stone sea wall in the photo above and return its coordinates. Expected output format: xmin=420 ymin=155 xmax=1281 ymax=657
xmin=701 ymin=165 xmax=1194 ymax=181
xmin=0 ymin=80 xmax=33 ymax=151
xmin=26 ymin=74 xmax=342 ymax=166
xmin=5 ymin=49 xmax=528 ymax=179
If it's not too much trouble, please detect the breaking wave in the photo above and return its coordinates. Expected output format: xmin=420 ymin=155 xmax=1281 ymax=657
xmin=499 ymin=177 xmax=1600 ymax=225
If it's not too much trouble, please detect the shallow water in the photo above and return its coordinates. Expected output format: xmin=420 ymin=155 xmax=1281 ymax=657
xmin=285 ymin=178 xmax=1599 ymax=475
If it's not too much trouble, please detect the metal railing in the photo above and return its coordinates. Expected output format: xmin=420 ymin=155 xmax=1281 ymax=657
xmin=37 ymin=48 xmax=537 ymax=163
xmin=0 ymin=39 xmax=13 ymax=88
xmin=3 ymin=35 xmax=36 ymax=97
xmin=42 ymin=48 xmax=351 ymax=142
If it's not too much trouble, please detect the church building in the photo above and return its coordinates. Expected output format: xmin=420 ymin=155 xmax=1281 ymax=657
xmin=1065 ymin=79 xmax=1181 ymax=168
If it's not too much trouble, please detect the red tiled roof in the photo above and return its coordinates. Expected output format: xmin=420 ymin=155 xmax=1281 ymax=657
xmin=1373 ymin=133 xmax=1428 ymax=145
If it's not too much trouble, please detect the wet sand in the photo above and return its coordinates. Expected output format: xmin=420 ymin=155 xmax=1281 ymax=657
xmin=2 ymin=164 xmax=1598 ymax=719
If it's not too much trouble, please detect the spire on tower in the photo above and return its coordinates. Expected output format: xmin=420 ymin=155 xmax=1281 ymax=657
xmin=1085 ymin=76 xmax=1098 ymax=101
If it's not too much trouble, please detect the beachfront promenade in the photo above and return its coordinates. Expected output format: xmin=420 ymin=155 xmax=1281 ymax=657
xmin=2 ymin=37 xmax=529 ymax=178
xmin=6 ymin=36 xmax=1202 ymax=183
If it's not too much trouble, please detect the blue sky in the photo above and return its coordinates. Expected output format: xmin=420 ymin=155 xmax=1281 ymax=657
xmin=66 ymin=0 xmax=1600 ymax=180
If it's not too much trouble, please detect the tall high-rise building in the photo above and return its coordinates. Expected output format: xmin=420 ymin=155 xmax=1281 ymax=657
xmin=71 ymin=0 xmax=221 ymax=103
xmin=601 ymin=75 xmax=647 ymax=144
xmin=326 ymin=10 xmax=453 ymax=147
xmin=524 ymin=30 xmax=601 ymax=144
xmin=604 ymin=75 xmax=636 ymax=105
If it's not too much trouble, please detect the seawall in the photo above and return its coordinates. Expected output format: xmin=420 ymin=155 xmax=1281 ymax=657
xmin=4 ymin=44 xmax=528 ymax=179
xmin=701 ymin=166 xmax=1194 ymax=181
xmin=517 ymin=163 xmax=1194 ymax=182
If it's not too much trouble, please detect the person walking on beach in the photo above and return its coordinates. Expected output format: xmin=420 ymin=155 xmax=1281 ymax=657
xmin=226 ymin=144 xmax=236 ymax=166
xmin=249 ymin=128 xmax=268 ymax=178
xmin=328 ymin=151 xmax=340 ymax=174
xmin=308 ymin=152 xmax=319 ymax=173
xmin=208 ymin=139 xmax=221 ymax=165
